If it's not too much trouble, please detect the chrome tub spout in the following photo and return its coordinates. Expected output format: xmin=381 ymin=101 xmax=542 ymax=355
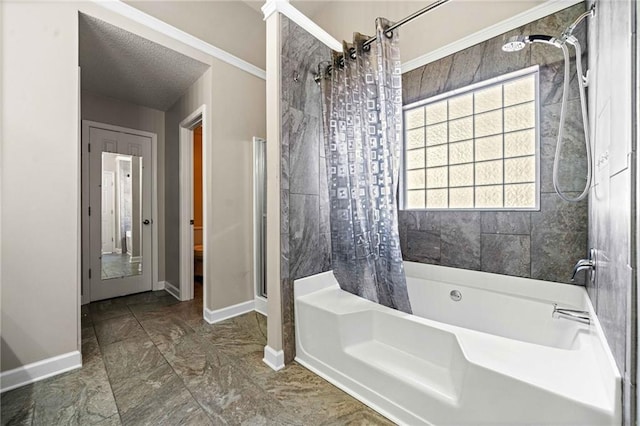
xmin=552 ymin=304 xmax=591 ymax=325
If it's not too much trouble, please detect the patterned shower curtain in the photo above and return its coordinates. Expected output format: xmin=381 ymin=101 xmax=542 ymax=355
xmin=319 ymin=18 xmax=411 ymax=314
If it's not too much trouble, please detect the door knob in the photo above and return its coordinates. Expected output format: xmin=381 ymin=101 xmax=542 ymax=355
xmin=143 ymin=219 xmax=151 ymax=225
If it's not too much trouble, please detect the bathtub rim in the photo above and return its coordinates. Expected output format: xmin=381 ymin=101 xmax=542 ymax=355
xmin=293 ymin=262 xmax=621 ymax=425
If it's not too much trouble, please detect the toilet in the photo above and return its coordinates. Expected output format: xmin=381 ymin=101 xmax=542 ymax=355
xmin=194 ymin=226 xmax=203 ymax=277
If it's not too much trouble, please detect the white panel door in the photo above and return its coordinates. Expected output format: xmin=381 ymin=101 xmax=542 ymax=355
xmin=89 ymin=126 xmax=153 ymax=301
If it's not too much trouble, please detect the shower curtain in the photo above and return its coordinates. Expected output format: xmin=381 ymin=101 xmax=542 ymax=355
xmin=320 ymin=18 xmax=411 ymax=314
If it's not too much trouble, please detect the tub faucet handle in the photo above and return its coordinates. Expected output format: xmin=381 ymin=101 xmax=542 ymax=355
xmin=571 ymin=248 xmax=596 ymax=282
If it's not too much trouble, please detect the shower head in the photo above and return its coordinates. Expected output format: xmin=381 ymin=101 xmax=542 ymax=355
xmin=502 ymin=34 xmax=562 ymax=52
xmin=502 ymin=35 xmax=528 ymax=52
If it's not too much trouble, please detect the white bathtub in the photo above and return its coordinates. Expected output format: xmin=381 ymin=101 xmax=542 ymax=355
xmin=294 ymin=262 xmax=621 ymax=425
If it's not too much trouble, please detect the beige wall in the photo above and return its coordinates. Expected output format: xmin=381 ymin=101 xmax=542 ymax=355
xmin=1 ymin=0 xmax=265 ymax=374
xmin=307 ymin=0 xmax=544 ymax=64
xmin=126 ymin=0 xmax=266 ymax=69
xmin=165 ymin=61 xmax=266 ymax=310
xmin=81 ymin=90 xmax=166 ymax=279
xmin=164 ymin=71 xmax=212 ymax=288
xmin=2 ymin=1 xmax=81 ymax=371
xmin=208 ymin=61 xmax=265 ymax=309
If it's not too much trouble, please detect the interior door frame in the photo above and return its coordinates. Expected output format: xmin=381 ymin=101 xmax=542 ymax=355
xmin=81 ymin=120 xmax=159 ymax=305
xmin=179 ymin=105 xmax=207 ymax=303
xmin=253 ymin=137 xmax=268 ymax=310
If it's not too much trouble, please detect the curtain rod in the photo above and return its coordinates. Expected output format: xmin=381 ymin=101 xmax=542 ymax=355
xmin=314 ymin=0 xmax=450 ymax=83
xmin=362 ymin=0 xmax=450 ymax=50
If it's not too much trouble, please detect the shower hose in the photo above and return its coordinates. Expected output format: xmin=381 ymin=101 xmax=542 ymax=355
xmin=553 ymin=36 xmax=592 ymax=202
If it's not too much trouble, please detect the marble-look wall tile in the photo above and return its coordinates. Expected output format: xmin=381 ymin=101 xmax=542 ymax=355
xmin=319 ymin=155 xmax=330 ymax=236
xmin=540 ymin=100 xmax=588 ymax=193
xmin=531 ymin=193 xmax=588 ymax=284
xmin=288 ymin=109 xmax=320 ymax=195
xmin=472 ymin=25 xmax=532 ymax=83
xmin=440 ymin=212 xmax=482 ymax=270
xmin=280 ymin=16 xmax=332 ymax=363
xmin=289 ymin=194 xmax=322 ymax=280
xmin=282 ymin=20 xmax=330 ymax=119
xmin=280 ymin=14 xmax=289 ymax=55
xmin=281 ymin=278 xmax=295 ymax=327
xmin=399 ymin=4 xmax=589 ymax=285
xmin=481 ymin=212 xmax=531 ymax=235
xmin=319 ymin=232 xmax=332 ymax=272
xmin=401 ymin=210 xmax=441 ymax=233
xmin=402 ymin=67 xmax=423 ymax=106
xmin=281 ymin=278 xmax=295 ymax=364
xmin=530 ymin=3 xmax=588 ymax=65
xmin=405 ymin=229 xmax=440 ymax=264
xmin=281 ymin=189 xmax=289 ymax=235
xmin=281 ymin=233 xmax=289 ymax=281
xmin=481 ymin=234 xmax=531 ymax=278
xmin=409 ymin=56 xmax=453 ymax=104
xmin=281 ymin=102 xmax=291 ymax=192
xmin=539 ymin=56 xmax=583 ymax=105
xmin=442 ymin=43 xmax=485 ymax=92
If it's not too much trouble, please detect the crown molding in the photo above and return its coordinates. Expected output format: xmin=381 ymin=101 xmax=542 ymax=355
xmin=401 ymin=0 xmax=583 ymax=73
xmin=261 ymin=0 xmax=279 ymax=21
xmin=261 ymin=0 xmax=342 ymax=52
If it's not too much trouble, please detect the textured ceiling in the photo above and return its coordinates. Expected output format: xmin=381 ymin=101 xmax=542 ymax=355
xmin=79 ymin=13 xmax=209 ymax=111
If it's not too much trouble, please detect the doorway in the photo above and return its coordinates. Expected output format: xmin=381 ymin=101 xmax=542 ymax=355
xmin=193 ymin=124 xmax=204 ymax=303
xmin=179 ymin=106 xmax=207 ymax=303
xmin=82 ymin=121 xmax=157 ymax=303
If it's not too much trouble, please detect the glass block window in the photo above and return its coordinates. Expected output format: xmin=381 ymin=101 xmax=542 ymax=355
xmin=402 ymin=67 xmax=539 ymax=210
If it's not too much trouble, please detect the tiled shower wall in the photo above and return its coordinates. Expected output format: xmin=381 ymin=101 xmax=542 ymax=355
xmin=280 ymin=16 xmax=331 ymax=363
xmin=400 ymin=4 xmax=589 ymax=285
xmin=587 ymin=0 xmax=636 ymax=423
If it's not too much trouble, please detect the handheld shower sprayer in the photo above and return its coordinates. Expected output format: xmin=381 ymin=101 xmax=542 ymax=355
xmin=502 ymin=5 xmax=595 ymax=203
xmin=501 ymin=35 xmax=561 ymax=52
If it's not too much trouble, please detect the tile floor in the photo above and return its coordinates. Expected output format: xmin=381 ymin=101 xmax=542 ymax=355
xmin=101 ymin=253 xmax=142 ymax=280
xmin=0 ymin=286 xmax=393 ymax=425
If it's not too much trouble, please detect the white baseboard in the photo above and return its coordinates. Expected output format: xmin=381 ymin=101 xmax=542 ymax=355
xmin=129 ymin=256 xmax=142 ymax=263
xmin=204 ymin=299 xmax=255 ymax=324
xmin=164 ymin=281 xmax=180 ymax=300
xmin=254 ymin=296 xmax=268 ymax=316
xmin=154 ymin=280 xmax=166 ymax=291
xmin=263 ymin=345 xmax=285 ymax=371
xmin=0 ymin=351 xmax=82 ymax=393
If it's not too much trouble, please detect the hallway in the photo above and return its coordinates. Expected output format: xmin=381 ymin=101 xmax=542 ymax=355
xmin=0 ymin=289 xmax=391 ymax=425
